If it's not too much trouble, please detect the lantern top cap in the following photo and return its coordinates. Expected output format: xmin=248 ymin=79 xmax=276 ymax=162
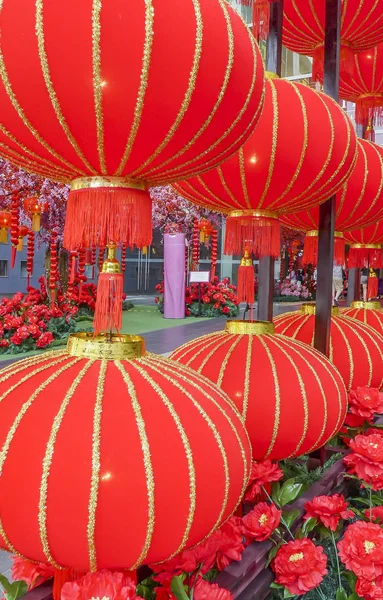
xmin=225 ymin=320 xmax=275 ymax=336
xmin=67 ymin=332 xmax=146 ymax=360
xmin=350 ymin=301 xmax=382 ymax=311
xmin=301 ymin=303 xmax=340 ymax=316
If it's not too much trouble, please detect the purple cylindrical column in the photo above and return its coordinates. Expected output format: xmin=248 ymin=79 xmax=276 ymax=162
xmin=164 ymin=233 xmax=186 ymax=319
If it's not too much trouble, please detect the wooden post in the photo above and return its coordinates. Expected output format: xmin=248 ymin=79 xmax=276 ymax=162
xmin=347 ymin=268 xmax=360 ymax=305
xmin=258 ymin=0 xmax=283 ymax=322
xmin=313 ymin=0 xmax=341 ymax=356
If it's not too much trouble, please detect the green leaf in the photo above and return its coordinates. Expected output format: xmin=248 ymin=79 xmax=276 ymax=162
xmin=266 ymin=543 xmax=281 ymax=568
xmin=271 ymin=481 xmax=281 ymax=506
xmin=170 ymin=576 xmax=189 ymax=600
xmin=336 ymin=589 xmax=348 ymax=600
xmin=283 ymin=588 xmax=296 ymax=598
xmin=270 ymin=582 xmax=284 ymax=590
xmin=301 ymin=516 xmax=318 ymax=536
xmin=0 ymin=575 xmax=28 ymax=600
xmin=279 ymin=479 xmax=304 ymax=507
xmin=348 ymin=594 xmax=363 ymax=600
xmin=282 ymin=509 xmax=301 ymax=530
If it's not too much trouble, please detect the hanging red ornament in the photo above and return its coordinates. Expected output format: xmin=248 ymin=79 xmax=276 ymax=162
xmin=10 ymin=194 xmax=20 ymax=269
xmin=192 ymin=219 xmax=200 ymax=270
xmin=367 ymin=268 xmax=379 ymax=299
xmin=237 ymin=248 xmax=255 ymax=305
xmin=198 ymin=218 xmax=212 ymax=245
xmin=23 ymin=197 xmax=45 ymax=232
xmin=345 ymin=221 xmax=383 ymax=268
xmin=281 ymin=139 xmax=383 ymax=266
xmin=93 ymin=244 xmax=124 ymax=336
xmin=49 ymin=231 xmax=58 ymax=307
xmin=0 ymin=0 xmax=265 ymax=251
xmin=16 ymin=225 xmax=29 ymax=251
xmin=210 ymin=229 xmax=218 ymax=281
xmin=174 ymin=79 xmax=357 ymax=259
xmin=77 ymin=248 xmax=86 ymax=298
xmin=26 ymin=230 xmax=34 ymax=289
xmin=0 ymin=211 xmax=11 ymax=244
xmin=121 ymin=243 xmax=127 ymax=274
xmin=283 ymin=0 xmax=383 ymax=80
xmin=68 ymin=250 xmax=78 ymax=289
xmin=91 ymin=247 xmax=97 ymax=266
xmin=98 ymin=247 xmax=106 ymax=273
xmin=235 ymin=0 xmax=275 ymax=40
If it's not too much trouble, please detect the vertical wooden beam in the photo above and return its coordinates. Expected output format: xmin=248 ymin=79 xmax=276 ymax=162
xmin=313 ymin=0 xmax=341 ymax=355
xmin=258 ymin=0 xmax=283 ymax=322
xmin=347 ymin=268 xmax=360 ymax=306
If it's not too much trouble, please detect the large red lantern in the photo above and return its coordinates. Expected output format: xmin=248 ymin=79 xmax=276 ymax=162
xmin=283 ymin=0 xmax=383 ymax=80
xmin=339 ymin=44 xmax=383 ymax=126
xmin=274 ymin=304 xmax=383 ymax=391
xmin=170 ymin=321 xmax=347 ymax=460
xmin=281 ymin=139 xmax=383 ymax=266
xmin=173 ymin=78 xmax=357 ymax=259
xmin=345 ymin=221 xmax=383 ymax=268
xmin=0 ymin=334 xmax=251 ymax=571
xmin=0 ymin=210 xmax=11 ymax=243
xmin=342 ymin=302 xmax=383 ymax=337
xmin=0 ymin=0 xmax=264 ymax=250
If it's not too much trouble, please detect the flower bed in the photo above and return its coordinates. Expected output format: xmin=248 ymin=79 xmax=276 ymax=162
xmin=155 ymin=277 xmax=239 ymax=318
xmin=279 ymin=280 xmax=313 ymax=301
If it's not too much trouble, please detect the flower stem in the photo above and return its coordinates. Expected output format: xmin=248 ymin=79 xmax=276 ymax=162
xmin=331 ymin=530 xmax=343 ymax=592
xmin=315 ymin=586 xmax=326 ymax=600
xmin=261 ymin=485 xmax=295 ymax=541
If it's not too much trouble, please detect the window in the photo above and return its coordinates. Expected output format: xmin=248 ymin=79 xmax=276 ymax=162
xmin=0 ymin=260 xmax=8 ymax=277
xmin=20 ymin=260 xmax=28 ymax=278
xmin=85 ymin=265 xmax=94 ymax=280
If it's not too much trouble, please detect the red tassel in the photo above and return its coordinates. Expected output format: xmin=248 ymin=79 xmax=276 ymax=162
xmin=313 ymin=43 xmax=355 ymax=81
xmin=334 ymin=236 xmax=345 ymax=266
xmin=368 ymin=275 xmax=379 ymax=300
xmin=356 ymin=97 xmax=383 ymax=127
xmin=225 ymin=215 xmax=280 ymax=258
xmin=237 ymin=265 xmax=255 ymax=304
xmin=69 ymin=250 xmax=77 ymax=284
xmin=252 ymin=0 xmax=271 ymax=40
xmin=303 ymin=234 xmax=344 ymax=266
xmin=93 ymin=272 xmax=124 ymax=335
xmin=348 ymin=247 xmax=383 ymax=269
xmin=63 ymin=187 xmax=152 ymax=250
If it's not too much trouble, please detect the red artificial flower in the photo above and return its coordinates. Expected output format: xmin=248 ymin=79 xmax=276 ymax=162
xmin=366 ymin=428 xmax=383 ymax=439
xmin=11 ymin=557 xmax=54 ymax=590
xmin=16 ymin=326 xmax=30 ymax=341
xmin=222 ymin=306 xmax=230 ymax=315
xmin=344 ymin=413 xmax=366 ymax=428
xmin=244 ymin=460 xmax=284 ymax=503
xmin=356 ymin=575 xmax=383 ymax=599
xmin=271 ymin=538 xmax=327 ymax=596
xmin=365 ymin=506 xmax=383 ymax=523
xmin=242 ymin=502 xmax=281 ymax=542
xmin=344 ymin=434 xmax=383 ymax=490
xmin=0 ymin=339 xmax=9 ymax=348
xmin=10 ymin=333 xmax=22 ymax=346
xmin=202 ymin=295 xmax=210 ymax=304
xmin=303 ymin=494 xmax=354 ymax=531
xmin=193 ymin=578 xmax=233 ymax=600
xmin=27 ymin=324 xmax=42 ymax=339
xmin=349 ymin=387 xmax=383 ymax=422
xmin=338 ymin=521 xmax=383 ymax=580
xmin=61 ymin=571 xmax=140 ymax=600
xmin=154 ymin=588 xmax=175 ymax=600
xmin=36 ymin=331 xmax=54 ymax=349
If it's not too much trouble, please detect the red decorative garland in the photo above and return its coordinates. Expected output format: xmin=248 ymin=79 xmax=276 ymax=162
xmin=121 ymin=243 xmax=127 ymax=274
xmin=78 ymin=248 xmax=86 ymax=297
xmin=185 ymin=243 xmax=189 ymax=277
xmin=91 ymin=247 xmax=97 ymax=266
xmin=98 ymin=246 xmax=106 ymax=273
xmin=210 ymin=228 xmax=218 ymax=281
xmin=192 ymin=219 xmax=200 ymax=270
xmin=10 ymin=193 xmax=20 ymax=269
xmin=49 ymin=231 xmax=58 ymax=307
xmin=26 ymin=230 xmax=34 ymax=290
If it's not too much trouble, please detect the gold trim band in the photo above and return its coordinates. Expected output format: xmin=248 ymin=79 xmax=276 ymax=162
xmin=265 ymin=71 xmax=280 ymax=80
xmin=70 ymin=176 xmax=148 ymax=192
xmin=301 ymin=303 xmax=339 ymax=316
xmin=334 ymin=231 xmax=344 ymax=239
xmin=228 ymin=209 xmax=279 ymax=219
xmin=349 ymin=243 xmax=382 ymax=250
xmin=67 ymin=333 xmax=146 ymax=360
xmin=350 ymin=301 xmax=382 ymax=311
xmin=306 ymin=230 xmax=318 ymax=237
xmin=225 ymin=320 xmax=275 ymax=335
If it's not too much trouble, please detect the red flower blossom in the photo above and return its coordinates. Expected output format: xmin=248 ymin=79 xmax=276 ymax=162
xmin=303 ymin=494 xmax=354 ymax=531
xmin=0 ymin=339 xmax=9 ymax=348
xmin=356 ymin=575 xmax=383 ymax=599
xmin=16 ymin=326 xmax=30 ymax=341
xmin=349 ymin=387 xmax=383 ymax=422
xmin=338 ymin=521 xmax=383 ymax=580
xmin=271 ymin=538 xmax=328 ymax=596
xmin=35 ymin=331 xmax=54 ymax=349
xmin=344 ymin=434 xmax=383 ymax=490
xmin=193 ymin=579 xmax=233 ymax=600
xmin=222 ymin=306 xmax=230 ymax=315
xmin=11 ymin=557 xmax=54 ymax=590
xmin=242 ymin=502 xmax=281 ymax=542
xmin=344 ymin=413 xmax=366 ymax=428
xmin=61 ymin=571 xmax=140 ymax=600
xmin=10 ymin=333 xmax=22 ymax=345
xmin=365 ymin=506 xmax=383 ymax=523
xmin=244 ymin=460 xmax=284 ymax=503
xmin=27 ymin=324 xmax=42 ymax=339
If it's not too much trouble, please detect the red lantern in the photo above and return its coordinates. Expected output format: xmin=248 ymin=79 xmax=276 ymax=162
xmin=0 ymin=210 xmax=11 ymax=244
xmin=0 ymin=0 xmax=264 ymax=251
xmin=281 ymin=139 xmax=383 ymax=266
xmin=16 ymin=225 xmax=29 ymax=251
xmin=170 ymin=321 xmax=347 ymax=460
xmin=0 ymin=334 xmax=251 ymax=571
xmin=173 ymin=79 xmax=357 ymax=258
xmin=283 ymin=0 xmax=383 ymax=80
xmin=342 ymin=301 xmax=383 ymax=336
xmin=23 ymin=198 xmax=45 ymax=232
xmin=345 ymin=221 xmax=383 ymax=268
xmin=198 ymin=218 xmax=213 ymax=244
xmin=274 ymin=304 xmax=383 ymax=391
xmin=339 ymin=43 xmax=383 ymax=126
